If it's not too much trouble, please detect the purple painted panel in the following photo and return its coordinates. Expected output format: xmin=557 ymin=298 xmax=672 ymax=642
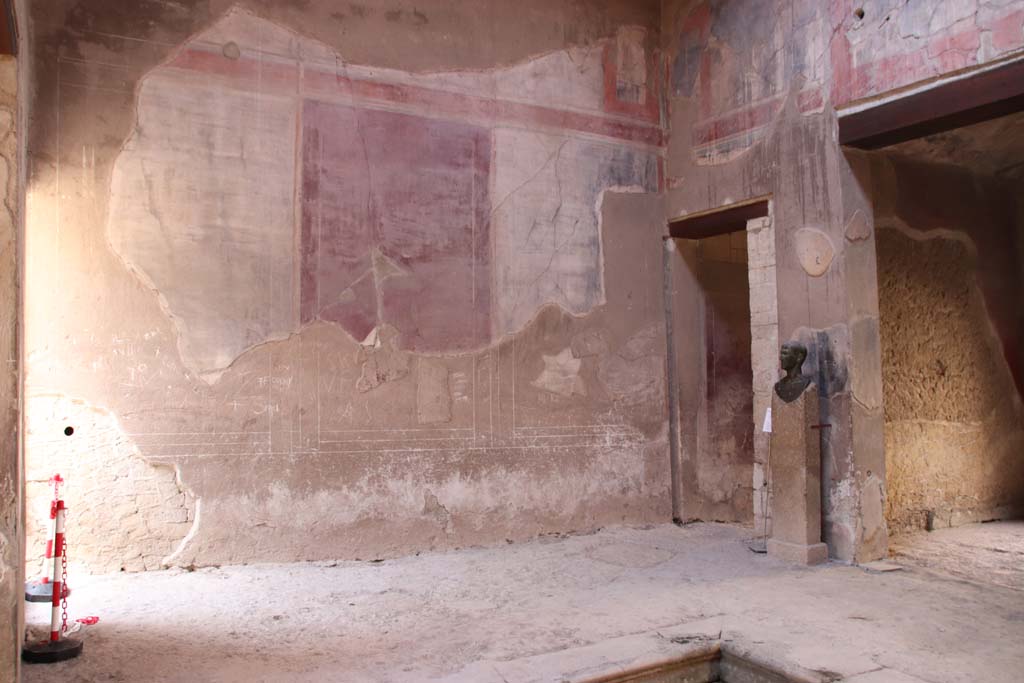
xmin=301 ymin=100 xmax=491 ymax=351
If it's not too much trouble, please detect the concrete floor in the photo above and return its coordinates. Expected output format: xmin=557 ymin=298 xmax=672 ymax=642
xmin=22 ymin=522 xmax=1024 ymax=682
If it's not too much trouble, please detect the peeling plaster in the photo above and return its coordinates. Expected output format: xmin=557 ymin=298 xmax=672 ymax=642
xmin=24 ymin=396 xmax=197 ymax=574
xmin=25 ymin=2 xmax=671 ymax=570
xmin=533 ymin=348 xmax=586 ymax=398
xmin=104 ymin=9 xmax=661 ymax=376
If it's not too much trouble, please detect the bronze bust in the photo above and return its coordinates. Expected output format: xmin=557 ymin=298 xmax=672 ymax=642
xmin=774 ymin=341 xmax=813 ymax=403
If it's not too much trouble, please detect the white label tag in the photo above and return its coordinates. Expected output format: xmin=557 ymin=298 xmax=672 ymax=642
xmin=762 ymin=407 xmax=772 ymax=433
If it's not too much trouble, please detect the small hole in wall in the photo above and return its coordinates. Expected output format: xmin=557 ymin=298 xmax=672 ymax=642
xmin=64 ymin=426 xmax=74 ymax=436
xmin=854 ymin=7 xmax=865 ymax=20
xmin=222 ymin=41 xmax=241 ymax=60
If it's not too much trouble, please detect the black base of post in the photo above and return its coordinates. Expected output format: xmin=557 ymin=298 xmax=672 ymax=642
xmin=747 ymin=538 xmax=768 ymax=554
xmin=22 ymin=637 xmax=83 ymax=663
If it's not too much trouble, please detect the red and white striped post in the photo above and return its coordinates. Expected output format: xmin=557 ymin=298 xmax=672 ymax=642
xmin=44 ymin=497 xmax=57 ymax=564
xmin=49 ymin=498 xmax=67 ymax=642
xmin=25 ymin=474 xmax=66 ymax=603
xmin=22 ymin=473 xmax=84 ymax=663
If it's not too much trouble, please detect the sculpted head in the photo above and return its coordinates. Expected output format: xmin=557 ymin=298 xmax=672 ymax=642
xmin=774 ymin=341 xmax=812 ymax=402
xmin=779 ymin=342 xmax=807 ymax=374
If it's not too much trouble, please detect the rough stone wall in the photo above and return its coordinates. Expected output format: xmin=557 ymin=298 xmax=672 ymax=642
xmin=24 ymin=1 xmax=670 ymax=571
xmin=24 ymin=397 xmax=195 ymax=574
xmin=0 ymin=51 xmax=19 ymax=683
xmin=871 ymin=155 xmax=1024 ymax=533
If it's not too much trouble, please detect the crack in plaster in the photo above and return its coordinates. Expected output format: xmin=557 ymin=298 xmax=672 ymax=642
xmin=107 ymin=8 xmax=660 ymax=375
xmin=163 ymin=496 xmax=202 ymax=568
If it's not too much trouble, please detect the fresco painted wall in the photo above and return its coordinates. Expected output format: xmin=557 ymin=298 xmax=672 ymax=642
xmin=18 ymin=0 xmax=1024 ymax=578
xmin=23 ymin=2 xmax=668 ymax=570
xmin=661 ymin=0 xmax=1024 ymax=562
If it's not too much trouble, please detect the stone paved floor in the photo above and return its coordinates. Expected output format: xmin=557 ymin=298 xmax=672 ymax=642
xmin=22 ymin=522 xmax=1024 ymax=682
xmin=890 ymin=519 xmax=1024 ymax=591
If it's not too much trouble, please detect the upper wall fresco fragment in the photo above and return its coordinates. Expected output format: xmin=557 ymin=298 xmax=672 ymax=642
xmin=106 ymin=8 xmax=662 ymax=380
xmin=666 ymin=0 xmax=1024 ymax=164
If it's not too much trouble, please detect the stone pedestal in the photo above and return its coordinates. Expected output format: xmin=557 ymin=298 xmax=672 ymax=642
xmin=768 ymin=384 xmax=828 ymax=565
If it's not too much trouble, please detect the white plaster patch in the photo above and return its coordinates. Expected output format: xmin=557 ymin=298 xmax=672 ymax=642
xmin=794 ymin=228 xmax=835 ymax=277
xmin=107 ymin=72 xmax=298 ymax=378
xmin=532 ymin=348 xmax=585 ymax=398
xmin=845 ymin=209 xmax=872 ymax=242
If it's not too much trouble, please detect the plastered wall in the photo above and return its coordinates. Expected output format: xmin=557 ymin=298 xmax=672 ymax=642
xmin=16 ymin=0 xmax=1024 ymax=584
xmin=23 ymin=0 xmax=671 ymax=571
xmin=871 ymin=155 xmax=1024 ymax=533
xmin=0 ymin=50 xmax=20 ymax=683
xmin=663 ymin=0 xmax=881 ymax=562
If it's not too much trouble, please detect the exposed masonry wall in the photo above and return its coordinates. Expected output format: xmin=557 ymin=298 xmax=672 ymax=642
xmin=25 ymin=397 xmax=195 ymax=574
xmin=24 ymin=1 xmax=670 ymax=571
xmin=870 ymin=155 xmax=1024 ymax=534
xmin=0 ymin=52 xmax=20 ymax=683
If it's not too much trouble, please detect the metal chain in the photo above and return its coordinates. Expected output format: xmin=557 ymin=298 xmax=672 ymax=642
xmin=61 ymin=536 xmax=69 ymax=634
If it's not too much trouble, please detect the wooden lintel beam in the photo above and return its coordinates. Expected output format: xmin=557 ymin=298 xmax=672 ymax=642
xmin=668 ymin=199 xmax=769 ymax=240
xmin=0 ymin=0 xmax=15 ymax=57
xmin=838 ymin=59 xmax=1024 ymax=149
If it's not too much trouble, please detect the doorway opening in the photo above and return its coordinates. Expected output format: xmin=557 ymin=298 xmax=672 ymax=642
xmin=839 ymin=59 xmax=1024 ymax=574
xmin=666 ymin=199 xmax=773 ymax=528
xmin=862 ymin=111 xmax=1024 ymax=536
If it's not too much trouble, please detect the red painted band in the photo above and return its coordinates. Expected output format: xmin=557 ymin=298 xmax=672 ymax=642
xmin=51 ymin=580 xmax=61 ymax=607
xmin=168 ymin=48 xmax=664 ymax=147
